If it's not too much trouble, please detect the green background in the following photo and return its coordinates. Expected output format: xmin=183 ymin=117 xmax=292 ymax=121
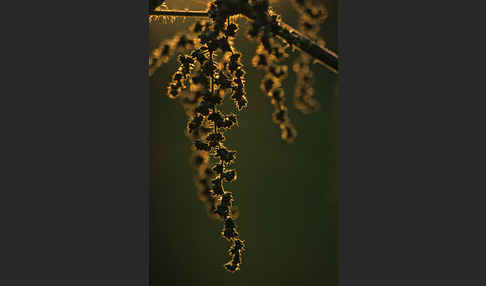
xmin=149 ymin=0 xmax=338 ymax=285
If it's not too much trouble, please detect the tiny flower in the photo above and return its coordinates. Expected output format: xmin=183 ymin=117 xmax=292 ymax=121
xmin=194 ymin=140 xmax=211 ymax=151
xmin=223 ymin=170 xmax=237 ymax=182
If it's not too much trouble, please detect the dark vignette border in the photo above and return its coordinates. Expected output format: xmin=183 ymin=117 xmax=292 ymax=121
xmin=340 ymin=1 xmax=483 ymax=285
xmin=2 ymin=1 xmax=149 ymax=285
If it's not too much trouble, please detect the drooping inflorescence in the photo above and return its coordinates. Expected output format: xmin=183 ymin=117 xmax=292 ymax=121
xmin=164 ymin=4 xmax=248 ymax=271
xmin=149 ymin=32 xmax=197 ymax=77
xmin=246 ymin=0 xmax=298 ymax=142
xmin=149 ymin=0 xmax=334 ymax=273
xmin=291 ymin=0 xmax=328 ymax=114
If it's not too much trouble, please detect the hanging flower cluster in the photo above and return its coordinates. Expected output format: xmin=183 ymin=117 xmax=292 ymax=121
xmin=149 ymin=0 xmax=332 ymax=273
xmin=291 ymin=0 xmax=328 ymax=114
xmin=149 ymin=33 xmax=196 ymax=77
xmin=244 ymin=0 xmax=297 ymax=142
xmin=165 ymin=7 xmax=247 ymax=271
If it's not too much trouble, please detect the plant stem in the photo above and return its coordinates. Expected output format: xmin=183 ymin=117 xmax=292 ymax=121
xmin=149 ymin=9 xmax=339 ymax=74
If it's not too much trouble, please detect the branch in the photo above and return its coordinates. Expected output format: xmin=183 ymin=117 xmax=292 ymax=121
xmin=272 ymin=22 xmax=338 ymax=74
xmin=149 ymin=10 xmax=338 ymax=74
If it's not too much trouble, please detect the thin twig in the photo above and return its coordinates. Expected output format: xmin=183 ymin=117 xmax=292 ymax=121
xmin=150 ymin=10 xmax=209 ymax=17
xmin=149 ymin=9 xmax=339 ymax=74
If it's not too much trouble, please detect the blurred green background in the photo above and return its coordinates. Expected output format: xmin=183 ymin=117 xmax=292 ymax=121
xmin=149 ymin=0 xmax=338 ymax=285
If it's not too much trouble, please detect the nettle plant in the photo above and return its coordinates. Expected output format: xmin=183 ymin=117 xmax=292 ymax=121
xmin=149 ymin=0 xmax=338 ymax=273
